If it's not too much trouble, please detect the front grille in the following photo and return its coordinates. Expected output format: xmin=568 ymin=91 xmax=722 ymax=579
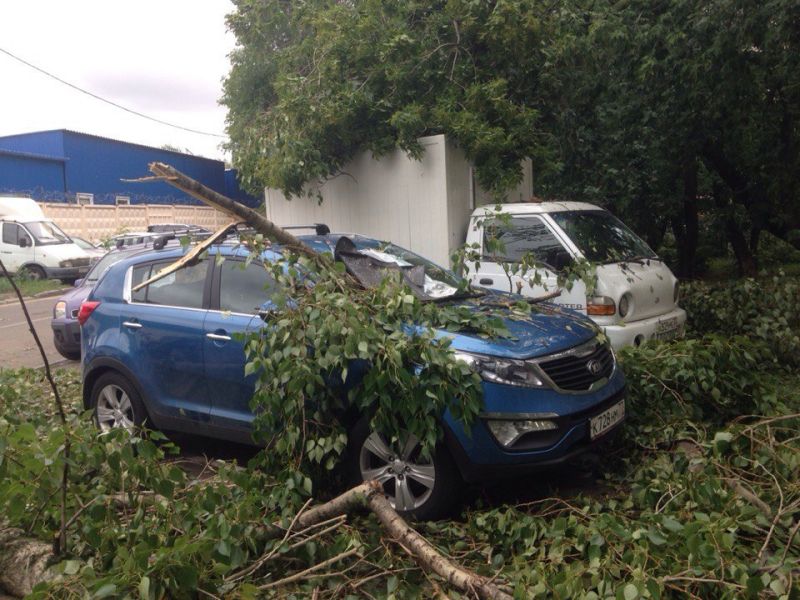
xmin=74 ymin=257 xmax=91 ymax=267
xmin=538 ymin=341 xmax=614 ymax=391
xmin=71 ymin=309 xmax=79 ymax=318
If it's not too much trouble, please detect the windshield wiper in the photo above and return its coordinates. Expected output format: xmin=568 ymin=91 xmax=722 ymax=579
xmin=607 ymin=255 xmax=660 ymax=265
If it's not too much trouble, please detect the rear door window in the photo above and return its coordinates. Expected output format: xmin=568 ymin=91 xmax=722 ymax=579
xmin=130 ymin=259 xmax=208 ymax=309
xmin=218 ymin=259 xmax=277 ymax=314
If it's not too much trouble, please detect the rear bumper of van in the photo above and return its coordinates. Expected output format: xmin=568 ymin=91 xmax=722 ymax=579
xmin=602 ymin=307 xmax=687 ymax=349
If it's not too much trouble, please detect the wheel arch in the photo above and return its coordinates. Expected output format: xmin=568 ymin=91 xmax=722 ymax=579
xmin=83 ymin=357 xmax=150 ymax=413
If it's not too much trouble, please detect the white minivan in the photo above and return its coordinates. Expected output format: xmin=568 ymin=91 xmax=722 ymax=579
xmin=0 ymin=197 xmax=91 ymax=281
xmin=465 ymin=201 xmax=686 ymax=349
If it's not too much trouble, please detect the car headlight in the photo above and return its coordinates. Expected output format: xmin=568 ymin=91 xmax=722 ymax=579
xmin=54 ymin=301 xmax=66 ymax=319
xmin=453 ymin=351 xmax=547 ymax=388
xmin=618 ymin=293 xmax=632 ymax=319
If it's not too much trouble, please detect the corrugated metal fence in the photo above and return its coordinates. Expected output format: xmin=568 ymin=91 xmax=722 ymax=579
xmin=41 ymin=203 xmax=233 ymax=241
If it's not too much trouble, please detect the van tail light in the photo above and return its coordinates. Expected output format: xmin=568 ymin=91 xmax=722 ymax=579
xmin=586 ymin=296 xmax=616 ymax=316
xmin=77 ymin=301 xmax=100 ymax=326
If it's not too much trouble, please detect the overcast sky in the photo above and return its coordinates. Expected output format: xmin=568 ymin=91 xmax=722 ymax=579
xmin=0 ymin=1 xmax=236 ymax=160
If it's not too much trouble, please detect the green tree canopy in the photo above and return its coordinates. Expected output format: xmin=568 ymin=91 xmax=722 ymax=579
xmin=223 ymin=0 xmax=800 ymax=275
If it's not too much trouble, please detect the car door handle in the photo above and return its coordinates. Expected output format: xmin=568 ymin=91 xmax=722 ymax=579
xmin=122 ymin=321 xmax=142 ymax=329
xmin=206 ymin=332 xmax=231 ymax=341
xmin=479 ymin=278 xmax=494 ymax=285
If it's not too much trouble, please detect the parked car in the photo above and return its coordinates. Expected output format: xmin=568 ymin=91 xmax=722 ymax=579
xmin=70 ymin=236 xmax=106 ymax=264
xmin=79 ymin=234 xmax=626 ymax=518
xmin=52 ymin=239 xmax=181 ymax=360
xmin=0 ymin=196 xmax=91 ymax=281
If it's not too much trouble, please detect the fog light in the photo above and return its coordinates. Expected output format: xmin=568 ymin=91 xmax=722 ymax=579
xmin=486 ymin=419 xmax=558 ymax=448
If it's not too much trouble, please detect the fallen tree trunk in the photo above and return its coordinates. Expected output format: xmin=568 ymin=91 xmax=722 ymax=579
xmin=248 ymin=481 xmax=513 ymax=600
xmin=0 ymin=525 xmax=55 ymax=597
xmin=146 ymin=162 xmax=315 ymax=256
xmin=366 ymin=491 xmax=513 ymax=600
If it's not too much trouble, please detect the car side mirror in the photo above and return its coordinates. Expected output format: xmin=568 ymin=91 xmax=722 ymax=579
xmin=19 ymin=237 xmax=29 ymax=248
xmin=553 ymin=250 xmax=573 ymax=272
xmin=74 ymin=278 xmax=84 ymax=288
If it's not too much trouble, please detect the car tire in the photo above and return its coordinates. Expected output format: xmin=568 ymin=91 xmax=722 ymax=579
xmin=346 ymin=415 xmax=461 ymax=520
xmin=22 ymin=264 xmax=46 ymax=280
xmin=54 ymin=340 xmax=80 ymax=361
xmin=89 ymin=372 xmax=148 ymax=434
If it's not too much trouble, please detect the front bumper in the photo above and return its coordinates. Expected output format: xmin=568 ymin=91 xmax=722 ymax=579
xmin=44 ymin=265 xmax=90 ymax=280
xmin=602 ymin=307 xmax=687 ymax=349
xmin=51 ymin=318 xmax=81 ymax=353
xmin=443 ymin=369 xmax=626 ymax=483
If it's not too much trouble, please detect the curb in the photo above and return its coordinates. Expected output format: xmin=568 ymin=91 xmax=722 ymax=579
xmin=0 ymin=287 xmax=70 ymax=306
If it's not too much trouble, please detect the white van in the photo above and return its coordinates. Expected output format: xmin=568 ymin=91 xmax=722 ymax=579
xmin=465 ymin=201 xmax=686 ymax=349
xmin=0 ymin=197 xmax=91 ymax=281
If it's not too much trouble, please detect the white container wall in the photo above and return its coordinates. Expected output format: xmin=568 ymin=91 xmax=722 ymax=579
xmin=265 ymin=134 xmax=532 ymax=267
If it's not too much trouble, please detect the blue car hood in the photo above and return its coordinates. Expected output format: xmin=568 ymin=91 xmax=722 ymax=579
xmin=434 ymin=293 xmax=598 ymax=360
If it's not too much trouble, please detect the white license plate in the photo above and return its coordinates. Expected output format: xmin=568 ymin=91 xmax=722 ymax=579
xmin=590 ymin=399 xmax=625 ymax=440
xmin=654 ymin=317 xmax=680 ymax=340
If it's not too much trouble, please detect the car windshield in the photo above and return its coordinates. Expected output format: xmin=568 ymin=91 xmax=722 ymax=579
xmin=85 ymin=251 xmax=127 ymax=284
xmin=355 ymin=240 xmax=466 ymax=299
xmin=26 ymin=221 xmax=71 ymax=246
xmin=549 ymin=210 xmax=656 ymax=264
xmin=71 ymin=237 xmax=93 ymax=250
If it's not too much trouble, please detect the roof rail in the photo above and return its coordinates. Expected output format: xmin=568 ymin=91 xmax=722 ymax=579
xmin=283 ymin=223 xmax=330 ymax=235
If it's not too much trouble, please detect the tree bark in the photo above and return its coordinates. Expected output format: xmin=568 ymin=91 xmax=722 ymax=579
xmin=0 ymin=526 xmax=55 ymax=597
xmin=366 ymin=492 xmax=513 ymax=600
xmin=712 ymin=184 xmax=758 ymax=277
xmin=672 ymin=161 xmax=699 ymax=278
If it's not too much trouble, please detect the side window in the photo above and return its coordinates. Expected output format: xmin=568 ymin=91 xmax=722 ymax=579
xmin=483 ymin=217 xmax=566 ymax=266
xmin=219 ymin=260 xmax=277 ymax=314
xmin=130 ymin=260 xmax=207 ymax=309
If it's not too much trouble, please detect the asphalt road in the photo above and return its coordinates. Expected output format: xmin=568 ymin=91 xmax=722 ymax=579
xmin=0 ymin=295 xmax=80 ymax=370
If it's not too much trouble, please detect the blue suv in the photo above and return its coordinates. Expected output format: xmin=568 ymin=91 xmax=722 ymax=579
xmin=80 ymin=234 xmax=626 ymax=518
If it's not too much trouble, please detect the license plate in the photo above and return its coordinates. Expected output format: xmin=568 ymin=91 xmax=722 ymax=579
xmin=654 ymin=317 xmax=679 ymax=340
xmin=590 ymin=399 xmax=625 ymax=440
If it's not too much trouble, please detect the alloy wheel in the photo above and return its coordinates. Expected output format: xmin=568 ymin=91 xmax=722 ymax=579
xmin=359 ymin=432 xmax=436 ymax=512
xmin=95 ymin=384 xmax=135 ymax=432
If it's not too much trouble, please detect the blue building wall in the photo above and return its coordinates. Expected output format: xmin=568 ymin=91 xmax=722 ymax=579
xmin=224 ymin=169 xmax=262 ymax=207
xmin=0 ymin=131 xmax=65 ymax=158
xmin=0 ymin=130 xmax=260 ymax=207
xmin=0 ymin=149 xmax=66 ymax=200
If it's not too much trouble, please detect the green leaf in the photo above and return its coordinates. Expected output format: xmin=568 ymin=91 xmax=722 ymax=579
xmin=139 ymin=576 xmax=151 ymax=599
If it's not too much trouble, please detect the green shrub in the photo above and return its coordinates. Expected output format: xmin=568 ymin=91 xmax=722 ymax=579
xmin=681 ymin=275 xmax=800 ymax=365
xmin=618 ymin=335 xmax=781 ymax=446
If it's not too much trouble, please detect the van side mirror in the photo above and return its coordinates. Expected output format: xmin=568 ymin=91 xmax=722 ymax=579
xmin=553 ymin=250 xmax=573 ymax=271
xmin=74 ymin=278 xmax=84 ymax=288
xmin=18 ymin=237 xmax=29 ymax=248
